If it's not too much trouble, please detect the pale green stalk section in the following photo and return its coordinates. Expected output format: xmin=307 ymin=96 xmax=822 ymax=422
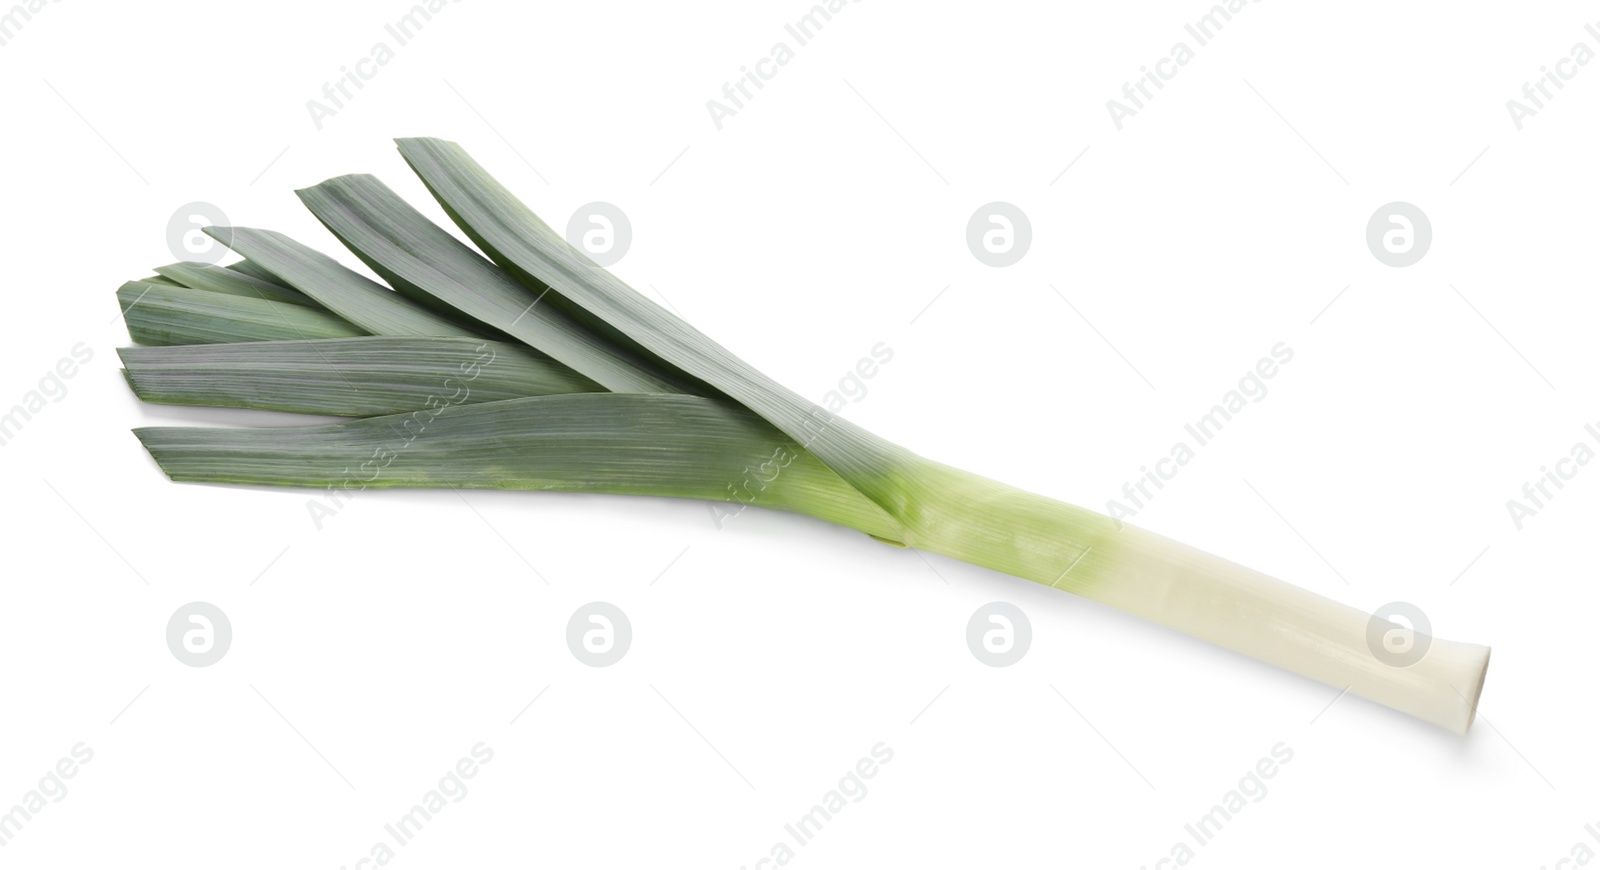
xmin=888 ymin=461 xmax=1490 ymax=732
xmin=120 ymin=337 xmax=601 ymax=417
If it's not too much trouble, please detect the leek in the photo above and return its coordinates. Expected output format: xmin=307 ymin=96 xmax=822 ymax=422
xmin=120 ymin=138 xmax=1491 ymax=734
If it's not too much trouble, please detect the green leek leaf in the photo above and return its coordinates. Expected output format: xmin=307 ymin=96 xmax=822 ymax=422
xmin=118 ymin=280 xmax=368 ymax=346
xmin=297 ymin=175 xmax=691 ymax=395
xmin=135 ymin=393 xmax=904 ymax=540
xmin=120 ymin=336 xmax=600 ymax=416
xmin=154 ymin=261 xmax=314 ymax=307
xmin=204 ymin=227 xmax=485 ymax=339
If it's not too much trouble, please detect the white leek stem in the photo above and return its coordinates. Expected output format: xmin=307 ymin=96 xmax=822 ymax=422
xmin=901 ymin=461 xmax=1491 ymax=733
xmin=1082 ymin=525 xmax=1489 ymax=733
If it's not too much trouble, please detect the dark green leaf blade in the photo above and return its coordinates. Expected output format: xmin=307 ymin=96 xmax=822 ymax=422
xmin=395 ymin=138 xmax=912 ymax=504
xmin=225 ymin=258 xmax=290 ymax=285
xmin=296 ymin=175 xmax=689 ymax=394
xmin=154 ymin=261 xmax=315 ymax=307
xmin=135 ymin=393 xmax=905 ymax=541
xmin=120 ymin=336 xmax=601 ymax=416
xmin=205 ymin=226 xmax=486 ymax=339
xmin=118 ymin=280 xmax=368 ymax=346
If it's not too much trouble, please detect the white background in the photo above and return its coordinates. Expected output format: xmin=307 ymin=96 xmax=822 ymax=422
xmin=1 ymin=0 xmax=1596 ymax=867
